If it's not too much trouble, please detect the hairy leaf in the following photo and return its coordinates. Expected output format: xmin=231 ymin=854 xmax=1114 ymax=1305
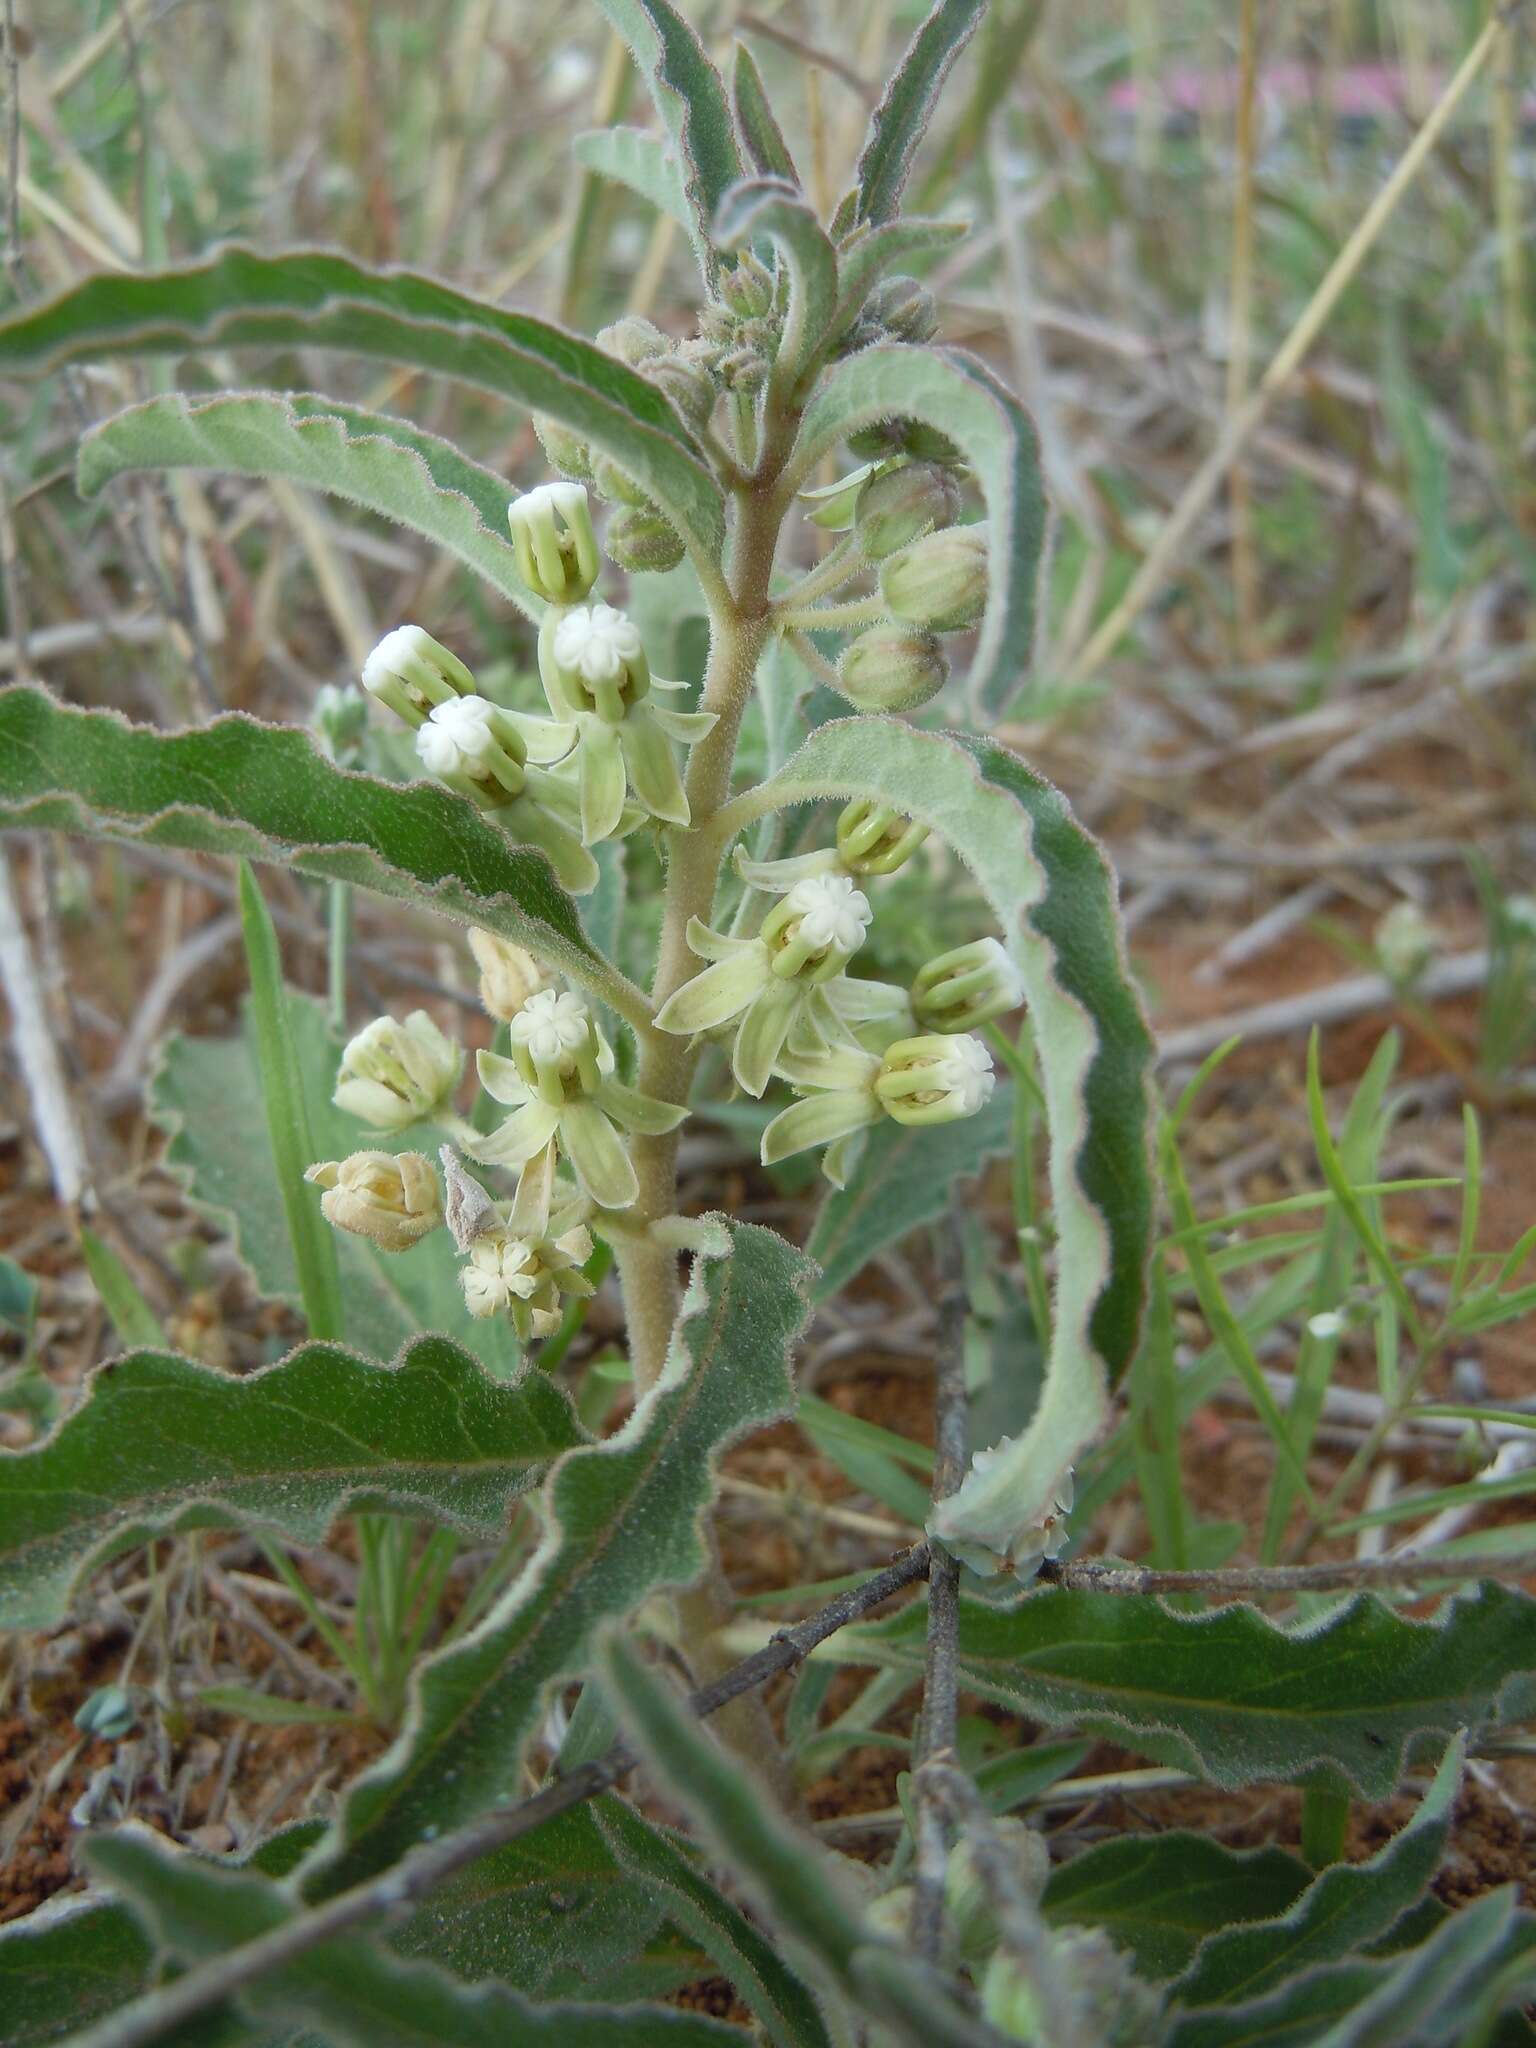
xmin=713 ymin=178 xmax=838 ymax=393
xmin=0 ymin=1335 xmax=579 ymax=1631
xmin=844 ymin=1583 xmax=1536 ymax=1797
xmin=0 ymin=244 xmax=723 ymax=556
xmin=792 ymin=346 xmax=1047 ymax=718
xmin=590 ymin=0 xmax=743 ymax=279
xmin=0 ymin=689 xmax=652 ymax=1028
xmin=302 ymin=1219 xmax=814 ymax=1898
xmin=572 ymin=127 xmax=692 ymax=229
xmin=80 ymin=392 xmax=539 ymax=616
xmin=850 ymin=0 xmax=987 ymax=225
xmin=717 ymin=719 xmax=1153 ymax=1570
xmin=85 ymin=1827 xmax=740 ymax=2048
xmin=829 ymin=215 xmax=966 ymax=335
xmin=730 ymin=43 xmax=798 ymax=182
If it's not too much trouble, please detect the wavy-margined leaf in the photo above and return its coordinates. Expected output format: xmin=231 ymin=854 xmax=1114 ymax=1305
xmin=84 ymin=1827 xmax=740 ymax=2048
xmin=0 ymin=244 xmax=724 ymax=557
xmin=1041 ymin=1834 xmax=1311 ymax=1982
xmin=591 ymin=0 xmax=743 ymax=280
xmin=152 ymin=990 xmax=502 ymax=1372
xmin=80 ymin=393 xmax=539 ymax=616
xmin=714 ymin=719 xmax=1153 ymax=1571
xmin=572 ymin=127 xmax=692 ymax=229
xmin=0 ymin=689 xmax=653 ymax=1029
xmin=730 ymin=43 xmax=798 ymax=182
xmin=847 ymin=0 xmax=987 ymax=227
xmin=301 ymin=1218 xmax=814 ymax=1899
xmin=596 ymin=1633 xmax=995 ymax=2048
xmin=791 ymin=345 xmax=1047 ymax=719
xmin=0 ymin=1335 xmax=580 ymax=1631
xmin=713 ymin=178 xmax=837 ymax=394
xmin=807 ymin=1080 xmax=1012 ymax=1300
xmin=843 ymin=1583 xmax=1536 ymax=1799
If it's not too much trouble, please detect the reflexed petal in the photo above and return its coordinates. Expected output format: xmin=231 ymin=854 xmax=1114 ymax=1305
xmin=559 ymin=1101 xmax=639 ymax=1208
xmin=826 ymin=975 xmax=908 ymax=1022
xmin=785 ymin=995 xmax=833 ymax=1061
xmin=732 ymin=981 xmax=800 ymax=1098
xmin=475 ymin=1096 xmax=561 ymax=1167
xmin=502 ymin=710 xmax=578 ymax=764
xmin=647 ymin=706 xmax=718 ymax=743
xmin=596 ymin=1078 xmax=690 ymax=1135
xmin=761 ymin=1090 xmax=880 ymax=1167
xmin=822 ymin=1128 xmax=869 ymax=1190
xmin=511 ymin=800 xmax=600 ymax=893
xmin=577 ymin=719 xmax=627 ymax=845
xmin=733 ymin=846 xmax=840 ymax=893
xmin=685 ymin=915 xmax=758 ymax=962
xmin=654 ymin=946 xmax=771 ymax=1034
xmin=507 ymin=1139 xmax=559 ymax=1236
xmin=475 ymin=1048 xmax=531 ymax=1106
xmin=776 ymin=1042 xmax=881 ymax=1093
xmin=619 ymin=708 xmax=690 ymax=826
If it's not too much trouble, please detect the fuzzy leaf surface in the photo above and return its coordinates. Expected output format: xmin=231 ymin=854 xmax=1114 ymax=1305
xmin=0 ymin=1336 xmax=579 ymax=1631
xmin=713 ymin=178 xmax=837 ymax=390
xmin=572 ymin=127 xmax=692 ymax=229
xmin=0 ymin=689 xmax=650 ymax=1022
xmin=0 ymin=244 xmax=723 ymax=554
xmin=722 ymin=719 xmax=1153 ymax=1569
xmin=301 ymin=1218 xmax=814 ymax=1898
xmin=850 ymin=0 xmax=986 ymax=224
xmin=80 ymin=392 xmax=539 ymax=615
xmin=844 ymin=1583 xmax=1536 ymax=1798
xmin=730 ymin=44 xmax=798 ymax=181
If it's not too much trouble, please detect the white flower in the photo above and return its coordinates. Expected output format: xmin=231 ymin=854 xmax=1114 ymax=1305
xmin=507 ymin=481 xmax=599 ymax=603
xmin=462 ymin=1234 xmax=543 ymax=1318
xmin=930 ymin=1034 xmax=996 ymax=1115
xmin=874 ymin=1034 xmax=995 ymax=1126
xmin=783 ymin=873 xmax=872 ymax=956
xmin=552 ymin=603 xmax=644 ymax=687
xmin=361 ymin=625 xmax=474 ymax=724
xmin=334 ymin=1012 xmax=463 ymax=1130
xmin=415 ymin=694 xmax=501 ymax=776
xmin=510 ymin=988 xmax=594 ymax=1070
xmin=1307 ymin=1310 xmax=1347 ymax=1341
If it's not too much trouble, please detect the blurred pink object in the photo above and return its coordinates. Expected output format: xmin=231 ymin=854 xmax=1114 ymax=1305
xmin=1107 ymin=62 xmax=1536 ymax=123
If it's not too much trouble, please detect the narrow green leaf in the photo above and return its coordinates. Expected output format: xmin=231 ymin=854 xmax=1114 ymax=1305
xmin=301 ymin=1218 xmax=814 ymax=1899
xmin=238 ymin=862 xmax=345 ymax=1342
xmin=80 ymin=392 xmax=541 ymax=616
xmin=791 ymin=347 xmax=1047 ymax=717
xmin=78 ymin=1227 xmax=165 ymax=1349
xmin=1306 ymin=1032 xmax=1422 ymax=1343
xmin=850 ymin=0 xmax=987 ymax=226
xmin=196 ymin=1685 xmax=357 ymax=1728
xmin=572 ymin=127 xmax=692 ymax=229
xmin=730 ymin=43 xmax=798 ymax=181
xmin=0 ymin=1334 xmax=580 ymax=1630
xmin=0 ymin=688 xmax=650 ymax=1028
xmin=842 ymin=1582 xmax=1536 ymax=1798
xmin=718 ymin=719 xmax=1154 ymax=1571
xmin=84 ymin=1827 xmax=740 ymax=2048
xmin=590 ymin=0 xmax=744 ymax=279
xmin=1042 ymin=1833 xmax=1310 ymax=1981
xmin=0 ymin=244 xmax=723 ymax=557
xmin=713 ymin=177 xmax=838 ymax=392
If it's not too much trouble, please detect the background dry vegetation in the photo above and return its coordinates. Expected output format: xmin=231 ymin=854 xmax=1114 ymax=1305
xmin=0 ymin=0 xmax=1534 ymax=1995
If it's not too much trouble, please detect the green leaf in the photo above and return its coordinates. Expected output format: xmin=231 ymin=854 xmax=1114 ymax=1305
xmin=806 ymin=1081 xmax=1012 ymax=1299
xmin=595 ymin=1796 xmax=836 ymax=2048
xmin=849 ymin=0 xmax=987 ymax=226
xmin=572 ymin=127 xmax=692 ymax=229
xmin=79 ymin=392 xmax=541 ymax=617
xmin=716 ymin=719 xmax=1154 ymax=1571
xmin=0 ymin=688 xmax=651 ymax=1030
xmin=152 ymin=990 xmax=503 ymax=1372
xmin=301 ymin=1218 xmax=814 ymax=1899
xmin=730 ymin=43 xmax=798 ymax=182
xmin=842 ymin=1582 xmax=1536 ymax=1798
xmin=0 ymin=245 xmax=723 ymax=558
xmin=84 ymin=1826 xmax=741 ymax=2048
xmin=0 ymin=1895 xmax=162 ymax=2048
xmin=1174 ymin=1737 xmax=1464 ymax=2008
xmin=0 ymin=1334 xmax=580 ymax=1630
xmin=238 ymin=863 xmax=345 ymax=1343
xmin=196 ymin=1684 xmax=358 ymax=1728
xmin=590 ymin=0 xmax=744 ymax=279
xmin=78 ymin=1227 xmax=165 ymax=1349
xmin=713 ymin=178 xmax=838 ymax=393
xmin=828 ymin=215 xmax=966 ymax=335
xmin=792 ymin=347 xmax=1046 ymax=718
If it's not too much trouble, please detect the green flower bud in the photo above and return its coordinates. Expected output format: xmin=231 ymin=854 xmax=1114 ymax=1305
xmin=604 ymin=502 xmax=686 ymax=573
xmin=642 ymin=354 xmax=717 ymax=437
xmin=913 ymin=937 xmax=1024 ymax=1033
xmin=836 ymin=799 xmax=930 ymax=876
xmin=979 ymin=1955 xmax=1045 ymax=2042
xmin=75 ymin=1684 xmax=137 ymax=1740
xmin=875 ymin=1034 xmax=994 ymax=1127
xmin=508 ymin=481 xmax=600 ymax=604
xmin=589 ymin=452 xmax=651 ymax=508
xmin=305 ymin=1149 xmax=443 ymax=1252
xmin=1375 ymin=900 xmax=1436 ymax=987
xmin=311 ymin=682 xmax=369 ymax=764
xmin=863 ymin=273 xmax=938 ymax=344
xmin=854 ymin=460 xmax=961 ymax=561
xmin=837 ymin=624 xmax=948 ymax=711
xmin=847 ymin=421 xmax=907 ymax=462
xmin=361 ymin=625 xmax=475 ymax=728
xmin=946 ymin=1821 xmax=1050 ymax=1961
xmin=595 ymin=315 xmax=669 ymax=367
xmin=333 ymin=1013 xmax=463 ymax=1130
xmin=880 ymin=526 xmax=988 ymax=632
xmin=718 ymin=345 xmax=768 ymax=393
xmin=903 ymin=423 xmax=963 ymax=466
xmin=719 ymin=249 xmax=776 ymax=318
xmin=532 ymin=413 xmax=593 ymax=481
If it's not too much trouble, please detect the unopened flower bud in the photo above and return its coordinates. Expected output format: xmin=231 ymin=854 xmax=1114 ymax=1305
xmin=604 ymin=502 xmax=686 ymax=573
xmin=1375 ymin=900 xmax=1436 ymax=987
xmin=361 ymin=625 xmax=475 ymax=728
xmin=595 ymin=315 xmax=669 ymax=367
xmin=334 ymin=1012 xmax=463 ymax=1130
xmin=542 ymin=603 xmax=650 ymax=723
xmin=864 ymin=274 xmax=938 ymax=344
xmin=466 ymin=930 xmax=553 ymax=1022
xmin=875 ymin=1034 xmax=994 ymax=1126
xmin=305 ymin=1149 xmax=443 ymax=1251
xmin=880 ymin=527 xmax=988 ymax=632
xmin=854 ymin=461 xmax=960 ymax=561
xmin=415 ymin=695 xmax=528 ymax=804
xmin=589 ymin=452 xmax=651 ymax=508
xmin=913 ymin=938 xmax=1024 ymax=1033
xmin=762 ymin=873 xmax=872 ymax=983
xmin=837 ymin=624 xmax=948 ymax=711
xmin=836 ymin=799 xmax=929 ymax=876
xmin=642 ymin=355 xmax=716 ymax=437
xmin=532 ymin=414 xmax=593 ymax=481
xmin=508 ymin=481 xmax=600 ymax=603
xmin=311 ymin=682 xmax=369 ymax=764
xmin=717 ymin=345 xmax=768 ymax=393
xmin=719 ymin=249 xmax=776 ymax=318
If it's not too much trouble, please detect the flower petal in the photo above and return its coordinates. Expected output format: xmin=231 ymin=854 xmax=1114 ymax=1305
xmin=559 ymin=1101 xmax=639 ymax=1208
xmin=654 ymin=946 xmax=771 ymax=1034
xmin=475 ymin=1096 xmax=561 ymax=1168
xmin=732 ymin=846 xmax=840 ymax=893
xmin=732 ymin=981 xmax=800 ymax=1098
xmin=475 ymin=1048 xmax=532 ymax=1106
xmin=512 ymin=800 xmax=600 ymax=893
xmin=503 ymin=711 xmax=578 ymax=764
xmin=619 ymin=708 xmax=690 ymax=826
xmin=685 ymin=915 xmax=758 ymax=962
xmin=777 ymin=1042 xmax=881 ymax=1093
xmin=647 ymin=706 xmax=718 ymax=743
xmin=333 ymin=1077 xmax=415 ymax=1130
xmin=596 ymin=1079 xmax=690 ymax=1136
xmin=577 ymin=718 xmax=627 ymax=845
xmin=761 ymin=1090 xmax=880 ymax=1167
